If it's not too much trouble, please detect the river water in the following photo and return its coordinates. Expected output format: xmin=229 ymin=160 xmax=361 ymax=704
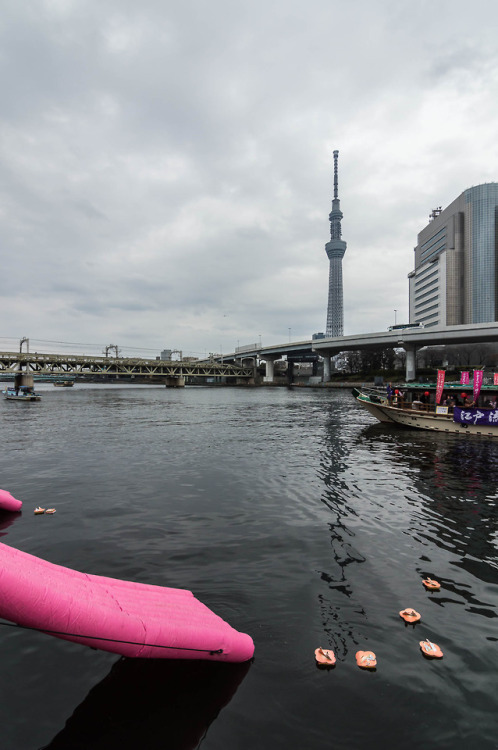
xmin=0 ymin=383 xmax=496 ymax=750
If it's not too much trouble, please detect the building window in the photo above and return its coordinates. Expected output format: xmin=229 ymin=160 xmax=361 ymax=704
xmin=415 ymin=295 xmax=439 ymax=310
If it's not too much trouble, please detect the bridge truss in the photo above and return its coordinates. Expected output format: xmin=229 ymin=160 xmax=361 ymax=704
xmin=0 ymin=352 xmax=254 ymax=381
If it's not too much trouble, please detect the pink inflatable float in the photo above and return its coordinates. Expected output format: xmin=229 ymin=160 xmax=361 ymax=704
xmin=0 ymin=489 xmax=22 ymax=512
xmin=0 ymin=542 xmax=254 ymax=662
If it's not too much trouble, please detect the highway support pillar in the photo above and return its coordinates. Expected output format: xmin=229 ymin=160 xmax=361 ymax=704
xmin=262 ymin=355 xmax=279 ymax=383
xmin=405 ymin=345 xmax=416 ymax=382
xmin=286 ymin=360 xmax=295 ymax=385
xmin=322 ymin=355 xmax=332 ymax=383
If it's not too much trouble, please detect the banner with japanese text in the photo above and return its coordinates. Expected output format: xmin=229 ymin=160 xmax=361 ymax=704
xmin=435 ymin=369 xmax=445 ymax=404
xmin=454 ymin=407 xmax=498 ymax=426
xmin=473 ymin=370 xmax=483 ymax=402
xmin=494 ymin=373 xmax=498 ymax=386
xmin=460 ymin=371 xmax=470 ymax=385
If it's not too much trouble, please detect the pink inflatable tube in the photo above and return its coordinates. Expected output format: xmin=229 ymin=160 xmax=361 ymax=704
xmin=0 ymin=489 xmax=22 ymax=512
xmin=0 ymin=543 xmax=254 ymax=662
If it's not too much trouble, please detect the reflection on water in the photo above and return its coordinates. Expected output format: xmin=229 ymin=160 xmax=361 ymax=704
xmin=41 ymin=658 xmax=251 ymax=750
xmin=313 ymin=402 xmax=498 ymax=749
xmin=0 ymin=386 xmax=496 ymax=749
xmin=367 ymin=426 xmax=498 ymax=585
xmin=0 ymin=509 xmax=21 ymax=537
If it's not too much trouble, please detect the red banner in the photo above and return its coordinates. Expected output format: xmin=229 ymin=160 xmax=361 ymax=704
xmin=460 ymin=371 xmax=470 ymax=385
xmin=436 ymin=370 xmax=445 ymax=405
xmin=473 ymin=370 xmax=483 ymax=403
xmin=494 ymin=373 xmax=498 ymax=386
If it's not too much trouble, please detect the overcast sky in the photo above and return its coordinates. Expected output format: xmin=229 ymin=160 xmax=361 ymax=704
xmin=1 ymin=0 xmax=497 ymax=358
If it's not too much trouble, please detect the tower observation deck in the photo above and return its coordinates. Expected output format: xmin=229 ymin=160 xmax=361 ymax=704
xmin=325 ymin=150 xmax=347 ymax=337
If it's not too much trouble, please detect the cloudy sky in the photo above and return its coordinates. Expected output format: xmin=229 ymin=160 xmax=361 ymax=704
xmin=1 ymin=0 xmax=497 ymax=358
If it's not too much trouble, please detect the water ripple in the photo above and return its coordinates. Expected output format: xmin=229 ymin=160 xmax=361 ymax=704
xmin=0 ymin=385 xmax=496 ymax=749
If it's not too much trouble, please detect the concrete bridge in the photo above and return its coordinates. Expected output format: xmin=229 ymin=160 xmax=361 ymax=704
xmin=227 ymin=322 xmax=498 ymax=382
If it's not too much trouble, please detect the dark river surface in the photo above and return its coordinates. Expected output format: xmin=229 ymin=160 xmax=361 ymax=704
xmin=0 ymin=383 xmax=496 ymax=750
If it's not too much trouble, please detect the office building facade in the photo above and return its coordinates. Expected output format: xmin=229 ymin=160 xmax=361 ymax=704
xmin=409 ymin=183 xmax=498 ymax=327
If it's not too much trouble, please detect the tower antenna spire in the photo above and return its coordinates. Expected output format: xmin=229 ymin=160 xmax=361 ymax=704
xmin=333 ymin=149 xmax=339 ymax=200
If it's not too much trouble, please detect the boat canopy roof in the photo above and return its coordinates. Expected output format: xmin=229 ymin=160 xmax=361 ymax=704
xmin=407 ymin=381 xmax=497 ymax=391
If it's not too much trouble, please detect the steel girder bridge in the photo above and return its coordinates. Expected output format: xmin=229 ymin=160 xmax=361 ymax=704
xmin=0 ymin=351 xmax=255 ymax=384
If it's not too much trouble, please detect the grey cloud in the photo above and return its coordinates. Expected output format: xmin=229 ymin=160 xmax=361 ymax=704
xmin=0 ymin=0 xmax=497 ymax=354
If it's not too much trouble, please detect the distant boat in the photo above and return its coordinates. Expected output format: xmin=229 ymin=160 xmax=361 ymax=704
xmin=2 ymin=386 xmax=41 ymax=402
xmin=53 ymin=380 xmax=74 ymax=387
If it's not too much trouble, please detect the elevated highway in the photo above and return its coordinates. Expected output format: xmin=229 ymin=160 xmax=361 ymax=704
xmin=227 ymin=322 xmax=498 ymax=382
xmin=311 ymin=322 xmax=498 ymax=380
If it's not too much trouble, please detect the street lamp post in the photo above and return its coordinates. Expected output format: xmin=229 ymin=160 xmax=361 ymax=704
xmin=394 ymin=310 xmax=397 ymax=326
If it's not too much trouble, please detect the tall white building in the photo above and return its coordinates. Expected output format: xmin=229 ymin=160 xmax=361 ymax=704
xmin=325 ymin=150 xmax=347 ymax=337
xmin=409 ymin=184 xmax=498 ymax=327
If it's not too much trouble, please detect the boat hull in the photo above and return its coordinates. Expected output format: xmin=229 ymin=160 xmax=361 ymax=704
xmin=353 ymin=389 xmax=498 ymax=438
xmin=353 ymin=389 xmax=396 ymax=423
xmin=3 ymin=392 xmax=41 ymax=401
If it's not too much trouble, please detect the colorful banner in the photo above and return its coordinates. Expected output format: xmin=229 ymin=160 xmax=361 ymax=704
xmin=435 ymin=369 xmax=445 ymax=404
xmin=460 ymin=371 xmax=470 ymax=385
xmin=454 ymin=407 xmax=498 ymax=426
xmin=473 ymin=370 xmax=483 ymax=402
xmin=494 ymin=373 xmax=498 ymax=386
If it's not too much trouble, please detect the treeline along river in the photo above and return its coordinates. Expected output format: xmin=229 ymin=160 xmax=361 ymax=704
xmin=0 ymin=384 xmax=496 ymax=749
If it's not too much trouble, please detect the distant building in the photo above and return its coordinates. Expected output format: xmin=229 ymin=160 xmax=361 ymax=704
xmin=409 ymin=183 xmax=498 ymax=327
xmin=325 ymin=150 xmax=347 ymax=337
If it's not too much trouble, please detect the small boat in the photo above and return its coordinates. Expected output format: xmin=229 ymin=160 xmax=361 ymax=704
xmin=420 ymin=640 xmax=443 ymax=658
xmin=399 ymin=608 xmax=421 ymax=623
xmin=314 ymin=647 xmax=336 ymax=666
xmin=422 ymin=578 xmax=441 ymax=591
xmin=53 ymin=380 xmax=74 ymax=387
xmin=353 ymin=381 xmax=498 ymax=438
xmin=2 ymin=386 xmax=41 ymax=402
xmin=355 ymin=650 xmax=377 ymax=669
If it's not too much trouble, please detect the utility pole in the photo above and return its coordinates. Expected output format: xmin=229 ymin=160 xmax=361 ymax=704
xmin=104 ymin=344 xmax=120 ymax=357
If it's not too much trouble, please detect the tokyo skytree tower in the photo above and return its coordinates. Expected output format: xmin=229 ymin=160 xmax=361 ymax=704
xmin=325 ymin=150 xmax=347 ymax=337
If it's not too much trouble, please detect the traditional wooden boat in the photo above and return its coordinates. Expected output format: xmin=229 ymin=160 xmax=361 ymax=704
xmin=353 ymin=381 xmax=498 ymax=438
